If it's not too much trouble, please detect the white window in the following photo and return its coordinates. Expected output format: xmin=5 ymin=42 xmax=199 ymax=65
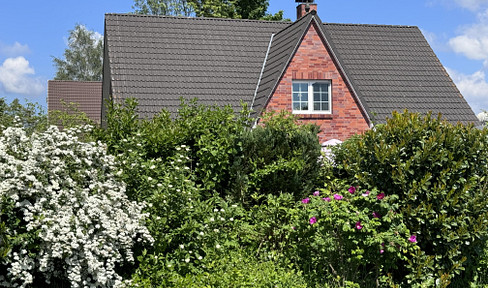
xmin=292 ymin=81 xmax=331 ymax=114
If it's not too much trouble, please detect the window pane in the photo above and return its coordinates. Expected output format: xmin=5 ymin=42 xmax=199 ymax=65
xmin=301 ymin=103 xmax=308 ymax=110
xmin=293 ymin=93 xmax=300 ymax=102
xmin=321 ymin=91 xmax=329 ymax=102
xmin=293 ymin=83 xmax=300 ymax=92
xmin=293 ymin=103 xmax=301 ymax=110
xmin=312 ymin=82 xmax=330 ymax=111
xmin=300 ymin=83 xmax=308 ymax=92
xmin=314 ymin=93 xmax=320 ymax=102
xmin=313 ymin=83 xmax=328 ymax=93
xmin=299 ymin=93 xmax=307 ymax=101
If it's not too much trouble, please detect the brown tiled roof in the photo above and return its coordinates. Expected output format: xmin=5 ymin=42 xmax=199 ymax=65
xmin=103 ymin=12 xmax=479 ymax=125
xmin=48 ymin=80 xmax=102 ymax=123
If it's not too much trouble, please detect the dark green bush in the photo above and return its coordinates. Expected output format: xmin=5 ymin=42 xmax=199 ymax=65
xmin=333 ymin=111 xmax=488 ymax=286
xmin=230 ymin=111 xmax=322 ymax=204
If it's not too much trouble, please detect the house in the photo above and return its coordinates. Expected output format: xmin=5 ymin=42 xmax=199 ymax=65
xmin=47 ymin=80 xmax=102 ymax=124
xmin=102 ymin=1 xmax=479 ymax=143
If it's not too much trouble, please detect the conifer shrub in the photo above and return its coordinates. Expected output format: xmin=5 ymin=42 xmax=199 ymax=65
xmin=333 ymin=111 xmax=488 ymax=286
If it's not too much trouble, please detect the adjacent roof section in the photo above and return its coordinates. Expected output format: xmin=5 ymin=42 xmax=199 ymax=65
xmin=48 ymin=80 xmax=102 ymax=123
xmin=104 ymin=14 xmax=287 ymax=118
xmin=322 ymin=23 xmax=479 ymax=124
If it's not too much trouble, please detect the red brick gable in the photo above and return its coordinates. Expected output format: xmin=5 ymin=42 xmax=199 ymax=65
xmin=264 ymin=22 xmax=370 ymax=143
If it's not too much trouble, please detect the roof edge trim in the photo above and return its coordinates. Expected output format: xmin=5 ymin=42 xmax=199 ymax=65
xmin=257 ymin=15 xmax=314 ymax=115
xmin=250 ymin=33 xmax=275 ymax=118
xmin=314 ymin=18 xmax=373 ymax=126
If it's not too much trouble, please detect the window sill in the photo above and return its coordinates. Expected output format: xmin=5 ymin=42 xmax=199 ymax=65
xmin=295 ymin=113 xmax=334 ymax=120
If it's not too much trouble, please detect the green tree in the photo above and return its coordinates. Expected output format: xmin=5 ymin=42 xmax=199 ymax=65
xmin=52 ymin=24 xmax=103 ymax=81
xmin=190 ymin=0 xmax=285 ymax=20
xmin=133 ymin=0 xmax=194 ymax=16
xmin=133 ymin=0 xmax=285 ymax=20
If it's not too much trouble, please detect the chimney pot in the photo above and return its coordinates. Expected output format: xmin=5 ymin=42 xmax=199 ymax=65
xmin=297 ymin=2 xmax=317 ymax=19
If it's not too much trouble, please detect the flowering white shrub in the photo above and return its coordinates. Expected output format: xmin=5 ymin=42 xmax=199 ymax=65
xmin=0 ymin=125 xmax=153 ymax=287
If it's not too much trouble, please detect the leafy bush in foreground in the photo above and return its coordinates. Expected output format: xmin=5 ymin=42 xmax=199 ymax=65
xmin=94 ymin=99 xmax=322 ymax=203
xmin=333 ymin=111 xmax=488 ymax=286
xmin=291 ymin=184 xmax=415 ymax=287
xmin=0 ymin=125 xmax=152 ymax=287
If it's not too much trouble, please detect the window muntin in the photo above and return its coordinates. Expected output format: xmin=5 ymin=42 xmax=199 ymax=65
xmin=292 ymin=81 xmax=331 ymax=114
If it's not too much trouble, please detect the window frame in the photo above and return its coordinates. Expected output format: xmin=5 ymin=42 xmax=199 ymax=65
xmin=292 ymin=80 xmax=332 ymax=115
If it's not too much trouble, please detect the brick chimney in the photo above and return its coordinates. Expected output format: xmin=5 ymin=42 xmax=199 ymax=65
xmin=296 ymin=0 xmax=317 ymax=19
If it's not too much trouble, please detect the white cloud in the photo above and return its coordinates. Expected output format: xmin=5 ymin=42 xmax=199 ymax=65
xmin=0 ymin=42 xmax=30 ymax=57
xmin=446 ymin=67 xmax=488 ymax=113
xmin=454 ymin=0 xmax=488 ymax=11
xmin=0 ymin=56 xmax=45 ymax=96
xmin=449 ymin=21 xmax=488 ymax=60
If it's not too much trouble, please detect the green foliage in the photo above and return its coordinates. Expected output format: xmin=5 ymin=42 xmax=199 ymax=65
xmin=0 ymin=213 xmax=9 ymax=260
xmin=53 ymin=24 xmax=103 ymax=81
xmin=93 ymin=99 xmax=325 ymax=285
xmin=95 ymin=99 xmax=321 ymax=202
xmin=189 ymin=0 xmax=285 ymax=20
xmin=333 ymin=111 xmax=488 ymax=286
xmin=291 ymin=184 xmax=414 ymax=287
xmin=91 ymin=101 xmax=488 ymax=287
xmin=133 ymin=0 xmax=194 ymax=16
xmin=230 ymin=111 xmax=322 ymax=205
xmin=132 ymin=249 xmax=308 ymax=287
xmin=172 ymin=100 xmax=250 ymax=196
xmin=0 ymin=98 xmax=47 ymax=133
xmin=133 ymin=0 xmax=286 ymax=20
xmin=48 ymin=100 xmax=94 ymax=129
xmin=94 ymin=98 xmax=250 ymax=197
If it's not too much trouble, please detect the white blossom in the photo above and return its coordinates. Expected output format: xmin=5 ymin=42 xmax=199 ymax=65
xmin=0 ymin=126 xmax=153 ymax=287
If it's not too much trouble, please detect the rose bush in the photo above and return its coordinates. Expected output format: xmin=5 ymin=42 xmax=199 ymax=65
xmin=291 ymin=184 xmax=415 ymax=286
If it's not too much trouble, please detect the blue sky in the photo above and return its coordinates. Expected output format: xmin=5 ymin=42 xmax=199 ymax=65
xmin=1 ymin=0 xmax=488 ymax=113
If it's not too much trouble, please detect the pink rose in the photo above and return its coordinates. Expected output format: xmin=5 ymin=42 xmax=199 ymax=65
xmin=409 ymin=235 xmax=417 ymax=243
xmin=355 ymin=221 xmax=363 ymax=230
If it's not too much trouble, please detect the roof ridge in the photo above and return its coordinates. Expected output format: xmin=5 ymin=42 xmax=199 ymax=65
xmin=48 ymin=80 xmax=102 ymax=83
xmin=324 ymin=22 xmax=417 ymax=28
xmin=105 ymin=13 xmax=291 ymax=25
xmin=271 ymin=12 xmax=312 ymax=38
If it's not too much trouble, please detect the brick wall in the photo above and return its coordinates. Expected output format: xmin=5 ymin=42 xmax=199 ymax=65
xmin=264 ymin=23 xmax=370 ymax=143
